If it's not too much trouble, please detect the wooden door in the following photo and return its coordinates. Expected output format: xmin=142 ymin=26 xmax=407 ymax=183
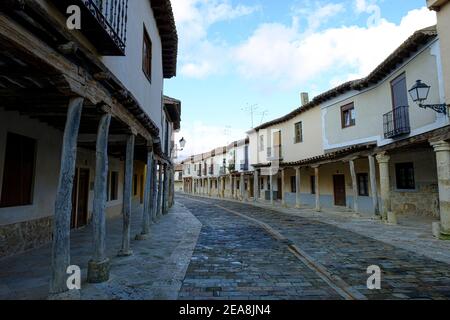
xmin=333 ymin=175 xmax=346 ymax=206
xmin=71 ymin=168 xmax=90 ymax=229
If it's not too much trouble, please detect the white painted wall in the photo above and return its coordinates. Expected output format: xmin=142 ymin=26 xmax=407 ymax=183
xmin=101 ymin=0 xmax=164 ymax=132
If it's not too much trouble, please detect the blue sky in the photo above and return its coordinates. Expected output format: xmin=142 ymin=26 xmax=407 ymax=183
xmin=165 ymin=0 xmax=436 ymax=159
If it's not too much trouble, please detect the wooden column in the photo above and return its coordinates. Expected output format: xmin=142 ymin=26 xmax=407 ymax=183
xmin=269 ymin=173 xmax=274 ymax=205
xmin=87 ymin=113 xmax=111 ymax=283
xmin=313 ymin=166 xmax=321 ymax=212
xmin=349 ymin=159 xmax=359 ymax=213
xmin=295 ymin=167 xmax=301 ymax=208
xmin=136 ymin=147 xmax=153 ymax=240
xmin=151 ymin=158 xmax=158 ymax=223
xmin=240 ymin=173 xmax=245 ymax=201
xmin=163 ymin=164 xmax=170 ymax=215
xmin=118 ymin=134 xmax=135 ymax=257
xmin=281 ymin=169 xmax=286 ymax=207
xmin=368 ymin=155 xmax=380 ymax=217
xmin=50 ymin=97 xmax=84 ymax=294
xmin=156 ymin=162 xmax=164 ymax=219
xmin=253 ymin=170 xmax=259 ymax=202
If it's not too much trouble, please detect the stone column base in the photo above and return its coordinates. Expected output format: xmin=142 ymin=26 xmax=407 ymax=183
xmin=117 ymin=249 xmax=133 ymax=257
xmin=386 ymin=211 xmax=397 ymax=225
xmin=87 ymin=258 xmax=110 ymax=283
xmin=135 ymin=233 xmax=149 ymax=241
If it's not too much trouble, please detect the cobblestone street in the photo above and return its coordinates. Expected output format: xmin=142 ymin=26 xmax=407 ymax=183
xmin=178 ymin=194 xmax=450 ymax=300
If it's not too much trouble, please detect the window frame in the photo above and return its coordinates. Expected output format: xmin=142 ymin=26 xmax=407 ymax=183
xmin=0 ymin=132 xmax=37 ymax=208
xmin=341 ymin=102 xmax=356 ymax=129
xmin=294 ymin=121 xmax=303 ymax=144
xmin=395 ymin=162 xmax=416 ymax=190
xmin=357 ymin=173 xmax=369 ymax=196
xmin=142 ymin=26 xmax=152 ymax=83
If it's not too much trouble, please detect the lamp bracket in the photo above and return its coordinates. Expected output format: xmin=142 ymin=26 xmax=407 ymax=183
xmin=419 ymin=103 xmax=448 ymax=115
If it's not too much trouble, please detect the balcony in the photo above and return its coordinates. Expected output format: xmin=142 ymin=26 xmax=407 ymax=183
xmin=240 ymin=161 xmax=249 ymax=171
xmin=52 ymin=0 xmax=128 ymax=55
xmin=383 ymin=106 xmax=411 ymax=139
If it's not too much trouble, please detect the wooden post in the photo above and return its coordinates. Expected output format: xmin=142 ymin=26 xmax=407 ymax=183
xmin=156 ymin=162 xmax=163 ymax=219
xmin=295 ymin=167 xmax=301 ymax=208
xmin=50 ymin=97 xmax=84 ymax=294
xmin=349 ymin=159 xmax=359 ymax=213
xmin=163 ymin=164 xmax=170 ymax=214
xmin=151 ymin=160 xmax=159 ymax=223
xmin=269 ymin=173 xmax=274 ymax=205
xmin=253 ymin=170 xmax=259 ymax=202
xmin=281 ymin=168 xmax=286 ymax=207
xmin=87 ymin=113 xmax=111 ymax=283
xmin=314 ymin=166 xmax=321 ymax=212
xmin=136 ymin=147 xmax=153 ymax=240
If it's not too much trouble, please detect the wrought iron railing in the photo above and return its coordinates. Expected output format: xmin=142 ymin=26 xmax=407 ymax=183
xmin=52 ymin=0 xmax=128 ymax=55
xmin=240 ymin=161 xmax=249 ymax=171
xmin=383 ymin=106 xmax=411 ymax=139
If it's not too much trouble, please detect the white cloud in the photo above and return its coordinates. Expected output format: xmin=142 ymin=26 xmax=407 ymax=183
xmin=171 ymin=0 xmax=260 ymax=78
xmin=174 ymin=121 xmax=247 ymax=161
xmin=233 ymin=6 xmax=436 ymax=90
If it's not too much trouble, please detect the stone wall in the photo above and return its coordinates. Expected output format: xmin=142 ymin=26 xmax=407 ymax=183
xmin=0 ymin=216 xmax=53 ymax=258
xmin=391 ymin=183 xmax=440 ymax=218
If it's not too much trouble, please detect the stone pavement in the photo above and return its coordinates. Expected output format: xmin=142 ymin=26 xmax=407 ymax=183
xmin=196 ymin=194 xmax=450 ymax=265
xmin=0 ymin=202 xmax=201 ymax=300
xmin=178 ymin=196 xmax=343 ymax=300
xmin=178 ymin=194 xmax=450 ymax=300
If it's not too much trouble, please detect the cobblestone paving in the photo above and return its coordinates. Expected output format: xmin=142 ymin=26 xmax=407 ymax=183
xmin=178 ymin=195 xmax=450 ymax=300
xmin=178 ymin=197 xmax=343 ymax=300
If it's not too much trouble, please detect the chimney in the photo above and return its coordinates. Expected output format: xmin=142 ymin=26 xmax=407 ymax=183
xmin=301 ymin=92 xmax=309 ymax=106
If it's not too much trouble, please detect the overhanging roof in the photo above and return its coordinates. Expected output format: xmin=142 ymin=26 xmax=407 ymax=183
xmin=150 ymin=0 xmax=178 ymax=78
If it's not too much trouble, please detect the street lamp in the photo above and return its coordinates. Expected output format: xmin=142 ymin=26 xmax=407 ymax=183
xmin=173 ymin=137 xmax=187 ymax=159
xmin=408 ymin=80 xmax=448 ymax=115
xmin=179 ymin=137 xmax=186 ymax=150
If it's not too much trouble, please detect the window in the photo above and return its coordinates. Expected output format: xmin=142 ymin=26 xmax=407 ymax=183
xmin=310 ymin=176 xmax=316 ymax=194
xmin=0 ymin=132 xmax=36 ymax=208
xmin=357 ymin=173 xmax=369 ymax=196
xmin=341 ymin=103 xmax=355 ymax=128
xmin=259 ymin=135 xmax=264 ymax=152
xmin=290 ymin=176 xmax=297 ymax=193
xmin=294 ymin=122 xmax=303 ymax=143
xmin=142 ymin=27 xmax=152 ymax=82
xmin=395 ymin=162 xmax=415 ymax=190
xmin=391 ymin=73 xmax=408 ymax=109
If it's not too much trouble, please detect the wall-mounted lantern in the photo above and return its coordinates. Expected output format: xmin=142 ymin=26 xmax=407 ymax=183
xmin=408 ymin=80 xmax=448 ymax=115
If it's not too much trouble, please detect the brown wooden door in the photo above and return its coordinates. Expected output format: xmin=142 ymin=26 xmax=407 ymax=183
xmin=333 ymin=175 xmax=346 ymax=206
xmin=71 ymin=168 xmax=90 ymax=229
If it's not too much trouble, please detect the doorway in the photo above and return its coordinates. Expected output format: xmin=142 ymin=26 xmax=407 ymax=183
xmin=71 ymin=168 xmax=90 ymax=229
xmin=333 ymin=174 xmax=346 ymax=206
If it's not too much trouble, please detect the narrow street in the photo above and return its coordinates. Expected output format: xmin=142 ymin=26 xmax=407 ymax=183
xmin=177 ymin=195 xmax=450 ymax=300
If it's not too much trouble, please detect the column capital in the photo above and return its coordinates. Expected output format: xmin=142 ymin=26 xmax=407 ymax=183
xmin=376 ymin=152 xmax=390 ymax=163
xmin=430 ymin=140 xmax=450 ymax=153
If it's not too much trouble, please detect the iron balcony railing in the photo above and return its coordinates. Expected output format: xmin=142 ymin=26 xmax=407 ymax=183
xmin=52 ymin=0 xmax=128 ymax=55
xmin=383 ymin=106 xmax=411 ymax=139
xmin=240 ymin=161 xmax=249 ymax=171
